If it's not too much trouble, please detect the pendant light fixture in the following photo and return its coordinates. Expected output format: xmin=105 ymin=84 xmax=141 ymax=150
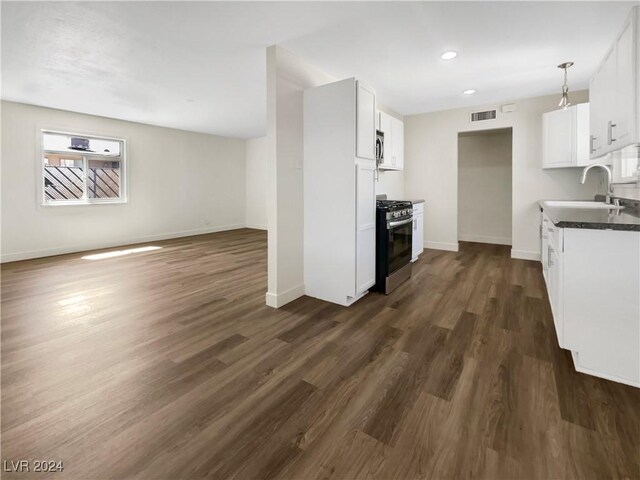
xmin=557 ymin=62 xmax=574 ymax=110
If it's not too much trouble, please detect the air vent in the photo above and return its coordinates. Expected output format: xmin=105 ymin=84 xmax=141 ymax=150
xmin=470 ymin=109 xmax=497 ymax=122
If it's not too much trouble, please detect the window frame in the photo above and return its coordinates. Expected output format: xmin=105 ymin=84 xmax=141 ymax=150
xmin=38 ymin=128 xmax=128 ymax=207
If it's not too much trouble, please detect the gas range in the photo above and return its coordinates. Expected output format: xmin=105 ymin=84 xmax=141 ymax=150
xmin=374 ymin=199 xmax=413 ymax=294
xmin=376 ymin=200 xmax=413 ymax=221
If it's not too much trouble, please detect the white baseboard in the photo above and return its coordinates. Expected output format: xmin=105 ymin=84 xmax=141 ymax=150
xmin=458 ymin=234 xmax=512 ymax=246
xmin=245 ymin=223 xmax=267 ymax=231
xmin=265 ymin=284 xmax=305 ymax=309
xmin=424 ymin=241 xmax=459 ymax=252
xmin=1 ymin=223 xmax=246 ymax=263
xmin=511 ymin=249 xmax=541 ymax=261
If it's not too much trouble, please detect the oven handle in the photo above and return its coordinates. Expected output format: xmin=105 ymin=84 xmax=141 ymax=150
xmin=388 ymin=218 xmax=413 ymax=228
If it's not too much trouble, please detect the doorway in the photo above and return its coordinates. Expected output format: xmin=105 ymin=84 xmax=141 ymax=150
xmin=457 ymin=128 xmax=513 ymax=246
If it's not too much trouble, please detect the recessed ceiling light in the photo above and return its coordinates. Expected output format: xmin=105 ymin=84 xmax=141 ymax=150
xmin=441 ymin=51 xmax=457 ymax=60
xmin=463 ymin=89 xmax=476 ymax=95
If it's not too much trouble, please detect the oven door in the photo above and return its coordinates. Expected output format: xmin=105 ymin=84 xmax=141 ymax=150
xmin=387 ymin=217 xmax=413 ymax=274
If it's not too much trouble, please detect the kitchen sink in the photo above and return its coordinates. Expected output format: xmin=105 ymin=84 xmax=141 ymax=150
xmin=542 ymin=200 xmax=625 ymax=210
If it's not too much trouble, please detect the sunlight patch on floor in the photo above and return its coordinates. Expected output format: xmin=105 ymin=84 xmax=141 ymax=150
xmin=82 ymin=246 xmax=162 ymax=260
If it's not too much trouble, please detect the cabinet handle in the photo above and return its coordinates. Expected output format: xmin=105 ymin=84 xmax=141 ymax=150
xmin=590 ymin=135 xmax=596 ymax=154
xmin=608 ymin=121 xmax=617 ymax=145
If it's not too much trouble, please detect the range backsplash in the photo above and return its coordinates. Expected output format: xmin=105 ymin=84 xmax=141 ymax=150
xmin=613 ymin=184 xmax=640 ymax=201
xmin=611 ymin=145 xmax=640 ymax=201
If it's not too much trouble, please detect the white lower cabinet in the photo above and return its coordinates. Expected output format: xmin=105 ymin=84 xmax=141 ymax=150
xmin=541 ymin=212 xmax=565 ymax=347
xmin=540 ymin=211 xmax=640 ymax=387
xmin=411 ymin=202 xmax=424 ymax=262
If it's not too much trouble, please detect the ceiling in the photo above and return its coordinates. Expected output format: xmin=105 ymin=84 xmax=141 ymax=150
xmin=2 ymin=1 xmax=636 ymax=138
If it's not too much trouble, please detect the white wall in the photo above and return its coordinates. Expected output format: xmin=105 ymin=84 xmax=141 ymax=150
xmin=458 ymin=129 xmax=512 ymax=245
xmin=405 ymin=91 xmax=602 ymax=260
xmin=245 ymin=136 xmax=267 ymax=230
xmin=1 ymin=101 xmax=247 ymax=262
xmin=375 ymin=169 xmax=404 ymax=199
xmin=265 ymin=46 xmax=334 ymax=308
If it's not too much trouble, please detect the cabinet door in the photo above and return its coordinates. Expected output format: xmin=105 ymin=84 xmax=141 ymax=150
xmin=541 ymin=214 xmax=550 ymax=285
xmin=391 ymin=117 xmax=404 ymax=170
xmin=600 ymin=50 xmax=618 ymax=155
xmin=542 ymin=108 xmax=574 ymax=168
xmin=379 ymin=111 xmax=393 ymax=168
xmin=356 ymin=82 xmax=376 ymax=160
xmin=614 ymin=15 xmax=638 ymax=147
xmin=549 ymin=245 xmax=564 ymax=347
xmin=356 ymin=162 xmax=376 ymax=294
xmin=412 ymin=211 xmax=424 ymax=261
xmin=575 ymin=104 xmax=593 ymax=166
xmin=589 ymin=66 xmax=607 ymax=159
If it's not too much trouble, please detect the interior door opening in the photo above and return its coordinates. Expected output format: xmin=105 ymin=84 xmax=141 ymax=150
xmin=457 ymin=127 xmax=513 ymax=246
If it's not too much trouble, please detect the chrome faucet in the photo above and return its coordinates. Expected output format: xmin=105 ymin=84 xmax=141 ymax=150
xmin=580 ymin=164 xmax=613 ymax=203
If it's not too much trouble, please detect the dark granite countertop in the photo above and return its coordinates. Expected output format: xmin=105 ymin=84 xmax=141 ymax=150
xmin=538 ymin=200 xmax=640 ymax=232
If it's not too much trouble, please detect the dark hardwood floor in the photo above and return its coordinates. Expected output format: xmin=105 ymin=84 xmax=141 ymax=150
xmin=1 ymin=229 xmax=639 ymax=479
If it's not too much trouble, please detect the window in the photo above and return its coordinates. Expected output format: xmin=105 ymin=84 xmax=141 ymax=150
xmin=41 ymin=131 xmax=126 ymax=205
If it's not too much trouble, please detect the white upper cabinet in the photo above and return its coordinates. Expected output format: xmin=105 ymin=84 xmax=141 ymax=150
xmin=356 ymin=82 xmax=376 ymax=160
xmin=391 ymin=117 xmax=404 ymax=170
xmin=615 ymin=15 xmax=637 ymax=146
xmin=589 ymin=6 xmax=639 ymax=159
xmin=542 ymin=103 xmax=593 ymax=168
xmin=378 ymin=111 xmax=404 ymax=170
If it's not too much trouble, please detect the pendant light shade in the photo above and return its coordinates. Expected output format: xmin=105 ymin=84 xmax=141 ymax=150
xmin=558 ymin=62 xmax=574 ymax=110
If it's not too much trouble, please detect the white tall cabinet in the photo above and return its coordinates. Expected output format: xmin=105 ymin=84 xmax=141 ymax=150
xmin=304 ymin=78 xmax=377 ymax=306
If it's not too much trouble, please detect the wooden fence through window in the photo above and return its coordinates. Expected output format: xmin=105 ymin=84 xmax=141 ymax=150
xmin=44 ymin=166 xmax=120 ymax=201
